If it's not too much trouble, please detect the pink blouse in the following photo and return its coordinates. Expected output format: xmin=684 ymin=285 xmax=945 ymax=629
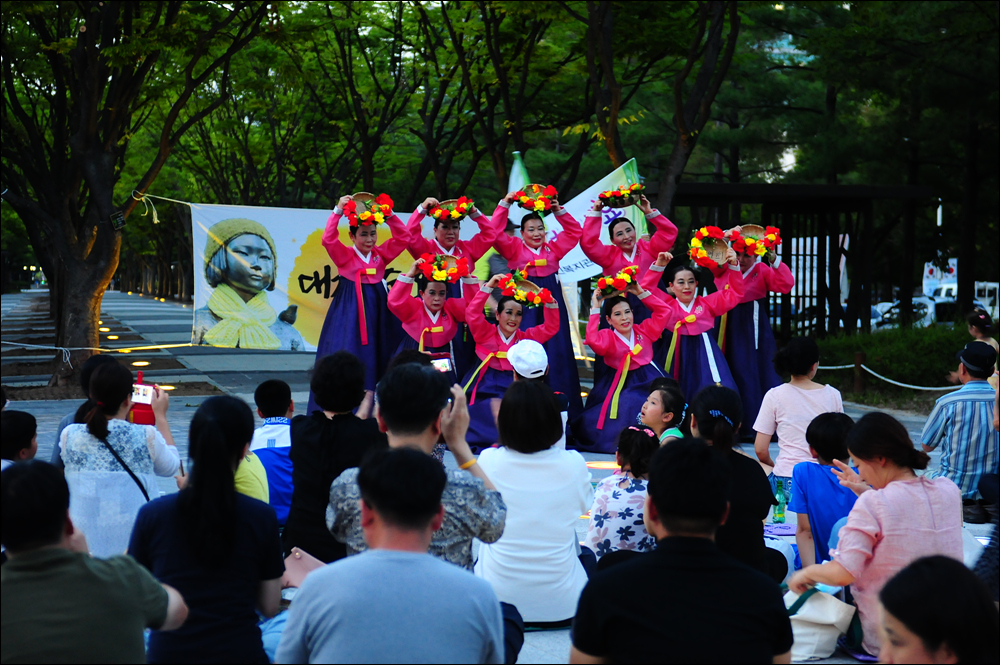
xmin=490 ymin=201 xmax=582 ymax=278
xmin=465 ymin=287 xmax=560 ymax=372
xmin=585 ymin=292 xmax=670 ymax=370
xmin=640 ymin=264 xmax=745 ymax=336
xmin=405 ymin=207 xmax=498 ymax=270
xmin=711 ymin=258 xmax=794 ymax=302
xmin=581 ymin=209 xmax=678 ymax=279
xmin=388 ymin=276 xmax=477 ymax=348
xmin=833 ymin=476 xmax=963 ymax=658
xmin=322 ymin=209 xmax=410 ymax=284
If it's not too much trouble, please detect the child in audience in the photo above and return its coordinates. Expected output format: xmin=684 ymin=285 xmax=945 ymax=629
xmin=789 ymin=412 xmax=858 ymax=567
xmin=250 ymin=379 xmax=293 ymax=450
xmin=753 ymin=336 xmax=843 ymax=502
xmin=639 ymin=377 xmax=686 ymax=444
xmin=585 ymin=426 xmax=659 ymax=561
xmin=1 ymin=411 xmax=37 ymax=471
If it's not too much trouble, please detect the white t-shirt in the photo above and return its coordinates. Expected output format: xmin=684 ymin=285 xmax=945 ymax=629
xmin=250 ymin=418 xmax=291 ymax=451
xmin=474 ymin=446 xmax=593 ymax=622
xmin=753 ymin=383 xmax=844 ymax=477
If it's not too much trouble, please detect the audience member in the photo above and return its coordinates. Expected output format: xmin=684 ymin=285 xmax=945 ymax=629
xmin=789 ymin=413 xmax=963 ymax=659
xmin=584 ymin=426 xmax=659 ymax=562
xmin=950 ymin=308 xmax=998 ymax=389
xmin=128 ymin=396 xmax=284 ymax=664
xmin=327 ymin=363 xmax=506 ymax=571
xmin=234 ymin=449 xmax=269 ymax=502
xmin=789 ymin=412 xmax=857 ymax=566
xmin=508 ymin=339 xmax=570 ymax=449
xmin=754 ymin=337 xmax=844 ymax=502
xmin=282 ymin=352 xmax=387 ymax=560
xmin=276 ymin=447 xmax=505 ymax=664
xmin=1 ymin=410 xmax=38 ymax=470
xmin=640 ymin=376 xmax=686 ymax=443
xmin=251 ymin=379 xmax=294 ymax=450
xmin=1 ymin=461 xmax=188 ymax=663
xmin=878 ymin=556 xmax=998 ymax=664
xmin=60 ymin=362 xmax=179 ymax=557
xmin=690 ymin=386 xmax=782 ymax=581
xmin=475 ymin=381 xmax=593 ymax=625
xmin=571 ymin=439 xmax=793 ymax=664
xmin=382 ymin=349 xmax=447 ymax=460
xmin=49 ymin=353 xmax=119 ymax=468
xmin=921 ymin=341 xmax=999 ymax=523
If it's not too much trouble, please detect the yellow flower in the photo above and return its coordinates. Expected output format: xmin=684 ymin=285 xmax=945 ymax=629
xmin=534 ymin=200 xmax=546 ymax=211
xmin=755 ymin=245 xmax=767 ymax=256
xmin=622 ymin=273 xmax=632 ymax=284
xmin=359 ymin=211 xmax=372 ymax=220
xmin=449 ymin=209 xmax=461 ymax=219
xmin=690 ymin=237 xmax=702 ymax=248
xmin=700 ymin=226 xmax=709 ymax=236
xmin=373 ymin=212 xmax=385 ymax=224
xmin=766 ymin=233 xmax=777 ymax=242
xmin=697 ymin=248 xmax=708 ymax=258
xmin=433 ymin=269 xmax=447 ymax=281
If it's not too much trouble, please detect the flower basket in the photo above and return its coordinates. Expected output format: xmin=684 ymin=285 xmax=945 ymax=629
xmin=731 ymin=224 xmax=781 ymax=257
xmin=598 ymin=183 xmax=644 ymax=209
xmin=417 ymin=253 xmax=470 ymax=284
xmin=428 ymin=196 xmax=474 ymax=222
xmin=515 ymin=184 xmax=558 ymax=213
xmin=497 ymin=272 xmax=555 ymax=308
xmin=688 ymin=225 xmax=728 ymax=268
xmin=593 ymin=265 xmax=639 ymax=297
xmin=343 ymin=192 xmax=393 ymax=228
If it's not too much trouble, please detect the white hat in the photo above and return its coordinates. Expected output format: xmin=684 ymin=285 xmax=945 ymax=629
xmin=508 ymin=340 xmax=548 ymax=379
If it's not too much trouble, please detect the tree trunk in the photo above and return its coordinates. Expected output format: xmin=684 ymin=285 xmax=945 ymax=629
xmin=900 ymin=120 xmax=919 ymax=328
xmin=958 ymin=109 xmax=977 ymax=316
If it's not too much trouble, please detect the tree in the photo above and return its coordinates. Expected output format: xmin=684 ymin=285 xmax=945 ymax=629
xmin=2 ymin=1 xmax=270 ymax=382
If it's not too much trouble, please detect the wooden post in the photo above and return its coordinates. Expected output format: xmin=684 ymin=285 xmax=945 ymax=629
xmin=854 ymin=351 xmax=866 ymax=393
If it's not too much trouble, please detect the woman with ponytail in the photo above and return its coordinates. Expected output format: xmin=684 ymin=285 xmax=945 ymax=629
xmin=689 ymin=386 xmax=784 ymax=581
xmin=60 ymin=362 xmax=179 ymax=557
xmin=128 ymin=396 xmax=283 ymax=664
xmin=789 ymin=413 xmax=964 ymax=660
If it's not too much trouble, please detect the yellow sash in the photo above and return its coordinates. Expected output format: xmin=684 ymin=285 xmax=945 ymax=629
xmin=418 ymin=325 xmax=445 ymax=352
xmin=664 ymin=314 xmax=698 ymax=373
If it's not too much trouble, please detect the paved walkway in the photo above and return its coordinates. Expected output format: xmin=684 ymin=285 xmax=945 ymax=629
xmin=1 ymin=290 xmax=988 ymax=664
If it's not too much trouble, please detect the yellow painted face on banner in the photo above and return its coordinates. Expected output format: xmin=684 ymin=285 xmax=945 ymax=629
xmin=286 ymin=227 xmax=415 ymax=347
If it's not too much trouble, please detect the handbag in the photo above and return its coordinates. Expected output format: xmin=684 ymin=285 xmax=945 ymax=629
xmin=784 ymin=587 xmax=856 ymax=661
xmin=99 ymin=437 xmax=151 ymax=502
xmin=282 ymin=547 xmax=326 ymax=588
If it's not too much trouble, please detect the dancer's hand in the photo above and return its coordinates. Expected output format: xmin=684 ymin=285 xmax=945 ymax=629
xmin=503 ymin=191 xmax=519 ymax=204
xmin=724 ymin=225 xmax=742 ymax=238
xmin=406 ymin=259 xmax=424 ymax=278
xmin=725 ymin=247 xmax=739 ymax=266
xmin=654 ymin=251 xmax=673 ymax=267
xmin=422 ymin=197 xmax=439 ymax=211
xmin=592 ymin=199 xmax=605 ymax=212
xmin=337 ymin=195 xmax=352 ymax=210
xmin=637 ymin=194 xmax=653 ymax=215
xmin=485 ymin=274 xmax=504 ymax=289
xmin=591 ymin=288 xmax=604 ymax=309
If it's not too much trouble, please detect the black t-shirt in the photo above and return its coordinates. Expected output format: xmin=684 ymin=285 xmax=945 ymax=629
xmin=572 ymin=537 xmax=793 ymax=663
xmin=714 ymin=450 xmax=776 ymax=575
xmin=128 ymin=493 xmax=284 ymax=664
xmin=282 ymin=412 xmax=387 ymax=562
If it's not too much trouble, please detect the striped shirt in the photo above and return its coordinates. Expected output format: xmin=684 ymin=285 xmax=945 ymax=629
xmin=921 ymin=380 xmax=999 ymax=499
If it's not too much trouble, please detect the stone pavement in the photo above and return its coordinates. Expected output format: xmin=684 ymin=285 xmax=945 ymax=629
xmin=1 ymin=290 xmax=991 ymax=664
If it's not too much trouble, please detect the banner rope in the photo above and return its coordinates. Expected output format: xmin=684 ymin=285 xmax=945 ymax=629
xmin=817 ymin=362 xmax=961 ymax=391
xmin=2 ymin=340 xmax=194 ymax=367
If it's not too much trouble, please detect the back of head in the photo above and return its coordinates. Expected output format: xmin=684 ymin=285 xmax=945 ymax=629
xmin=647 ymin=439 xmax=731 ymax=535
xmin=180 ymin=396 xmax=255 ymax=565
xmin=386 ymin=349 xmax=433 ymax=373
xmin=1 ymin=410 xmax=37 ymax=460
xmin=774 ymin=336 xmax=819 ymax=376
xmin=846 ymin=412 xmax=929 ymax=470
xmin=498 ymin=380 xmax=563 ymax=453
xmin=616 ymin=426 xmax=659 ymax=477
xmin=880 ymin=556 xmax=999 ymax=664
xmin=1 ymin=460 xmax=69 ymax=553
xmin=311 ymin=351 xmax=366 ymax=413
xmin=508 ymin=339 xmax=548 ymax=380
xmin=254 ymin=379 xmax=292 ymax=418
xmin=805 ymin=412 xmax=855 ymax=463
xmin=85 ymin=362 xmax=134 ymax=440
xmin=358 ymin=447 xmax=447 ymax=529
xmin=376 ymin=364 xmax=451 ymax=436
xmin=690 ymin=386 xmax=743 ymax=449
xmin=967 ymin=308 xmax=993 ymax=337
xmin=79 ymin=353 xmax=119 ymax=396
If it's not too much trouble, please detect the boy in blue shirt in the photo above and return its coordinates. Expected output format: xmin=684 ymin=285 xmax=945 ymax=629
xmin=789 ymin=412 xmax=857 ymax=566
xmin=250 ymin=380 xmax=294 ymax=525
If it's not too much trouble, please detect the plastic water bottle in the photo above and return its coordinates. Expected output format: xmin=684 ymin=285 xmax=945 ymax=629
xmin=773 ymin=480 xmax=786 ymax=524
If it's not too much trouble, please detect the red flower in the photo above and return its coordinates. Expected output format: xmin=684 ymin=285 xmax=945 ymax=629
xmin=343 ymin=200 xmax=357 ymax=214
xmin=542 ymin=185 xmax=558 ymax=197
xmin=612 ymin=278 xmax=626 ymax=291
xmin=375 ymin=193 xmax=394 ymax=210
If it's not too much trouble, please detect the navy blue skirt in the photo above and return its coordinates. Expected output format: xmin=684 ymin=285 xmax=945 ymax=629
xmin=460 ymin=365 xmax=511 ymax=450
xmin=445 ymin=280 xmax=477 ymax=381
xmin=721 ymin=299 xmax=782 ymax=436
xmin=571 ymin=362 xmax=665 ymax=454
xmin=307 ymin=277 xmax=402 ymax=414
xmin=595 ymin=292 xmax=672 ymax=387
xmin=669 ymin=333 xmax=739 ymax=408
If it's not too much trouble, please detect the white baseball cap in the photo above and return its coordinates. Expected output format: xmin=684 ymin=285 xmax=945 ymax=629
xmin=508 ymin=340 xmax=548 ymax=379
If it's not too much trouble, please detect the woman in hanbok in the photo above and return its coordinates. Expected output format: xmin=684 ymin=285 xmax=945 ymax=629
xmin=308 ymin=194 xmax=409 ymax=414
xmin=405 ymin=198 xmax=495 ymax=378
xmin=490 ymin=191 xmax=584 ymax=419
xmin=462 ymin=274 xmax=560 ymax=449
xmin=387 ymin=256 xmax=478 ymax=384
xmin=640 ymin=250 xmax=745 ymax=402
xmin=581 ymin=195 xmax=678 ymax=382
xmin=570 ymin=281 xmax=671 ymax=453
xmin=710 ymin=227 xmax=794 ymax=437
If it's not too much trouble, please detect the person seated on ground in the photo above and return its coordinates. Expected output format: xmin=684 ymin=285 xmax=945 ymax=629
xmin=507 ymin=339 xmax=571 ymax=449
xmin=878 ymin=555 xmax=998 ymax=665
xmin=689 ymin=386 xmax=783 ymax=582
xmin=251 ymin=379 xmax=294 ymax=450
xmin=276 ymin=447 xmax=505 ymax=664
xmin=282 ymin=352 xmax=387 ymax=561
xmin=921 ymin=341 xmax=999 ymax=524
xmin=474 ymin=381 xmax=593 ymax=626
xmin=328 ymin=364 xmax=505 ymax=570
xmin=1 ymin=461 xmax=188 ymax=663
xmin=753 ymin=337 xmax=844 ymax=505
xmin=949 ymin=308 xmax=998 ymax=389
xmin=789 ymin=412 xmax=964 ymax=660
xmin=789 ymin=412 xmax=857 ymax=567
xmin=584 ymin=426 xmax=659 ymax=565
xmin=640 ymin=377 xmax=686 ymax=444
xmin=128 ymin=396 xmax=284 ymax=664
xmin=49 ymin=353 xmax=119 ymax=468
xmin=571 ymin=439 xmax=793 ymax=664
xmin=1 ymin=410 xmax=38 ymax=471
xmin=60 ymin=362 xmax=179 ymax=557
